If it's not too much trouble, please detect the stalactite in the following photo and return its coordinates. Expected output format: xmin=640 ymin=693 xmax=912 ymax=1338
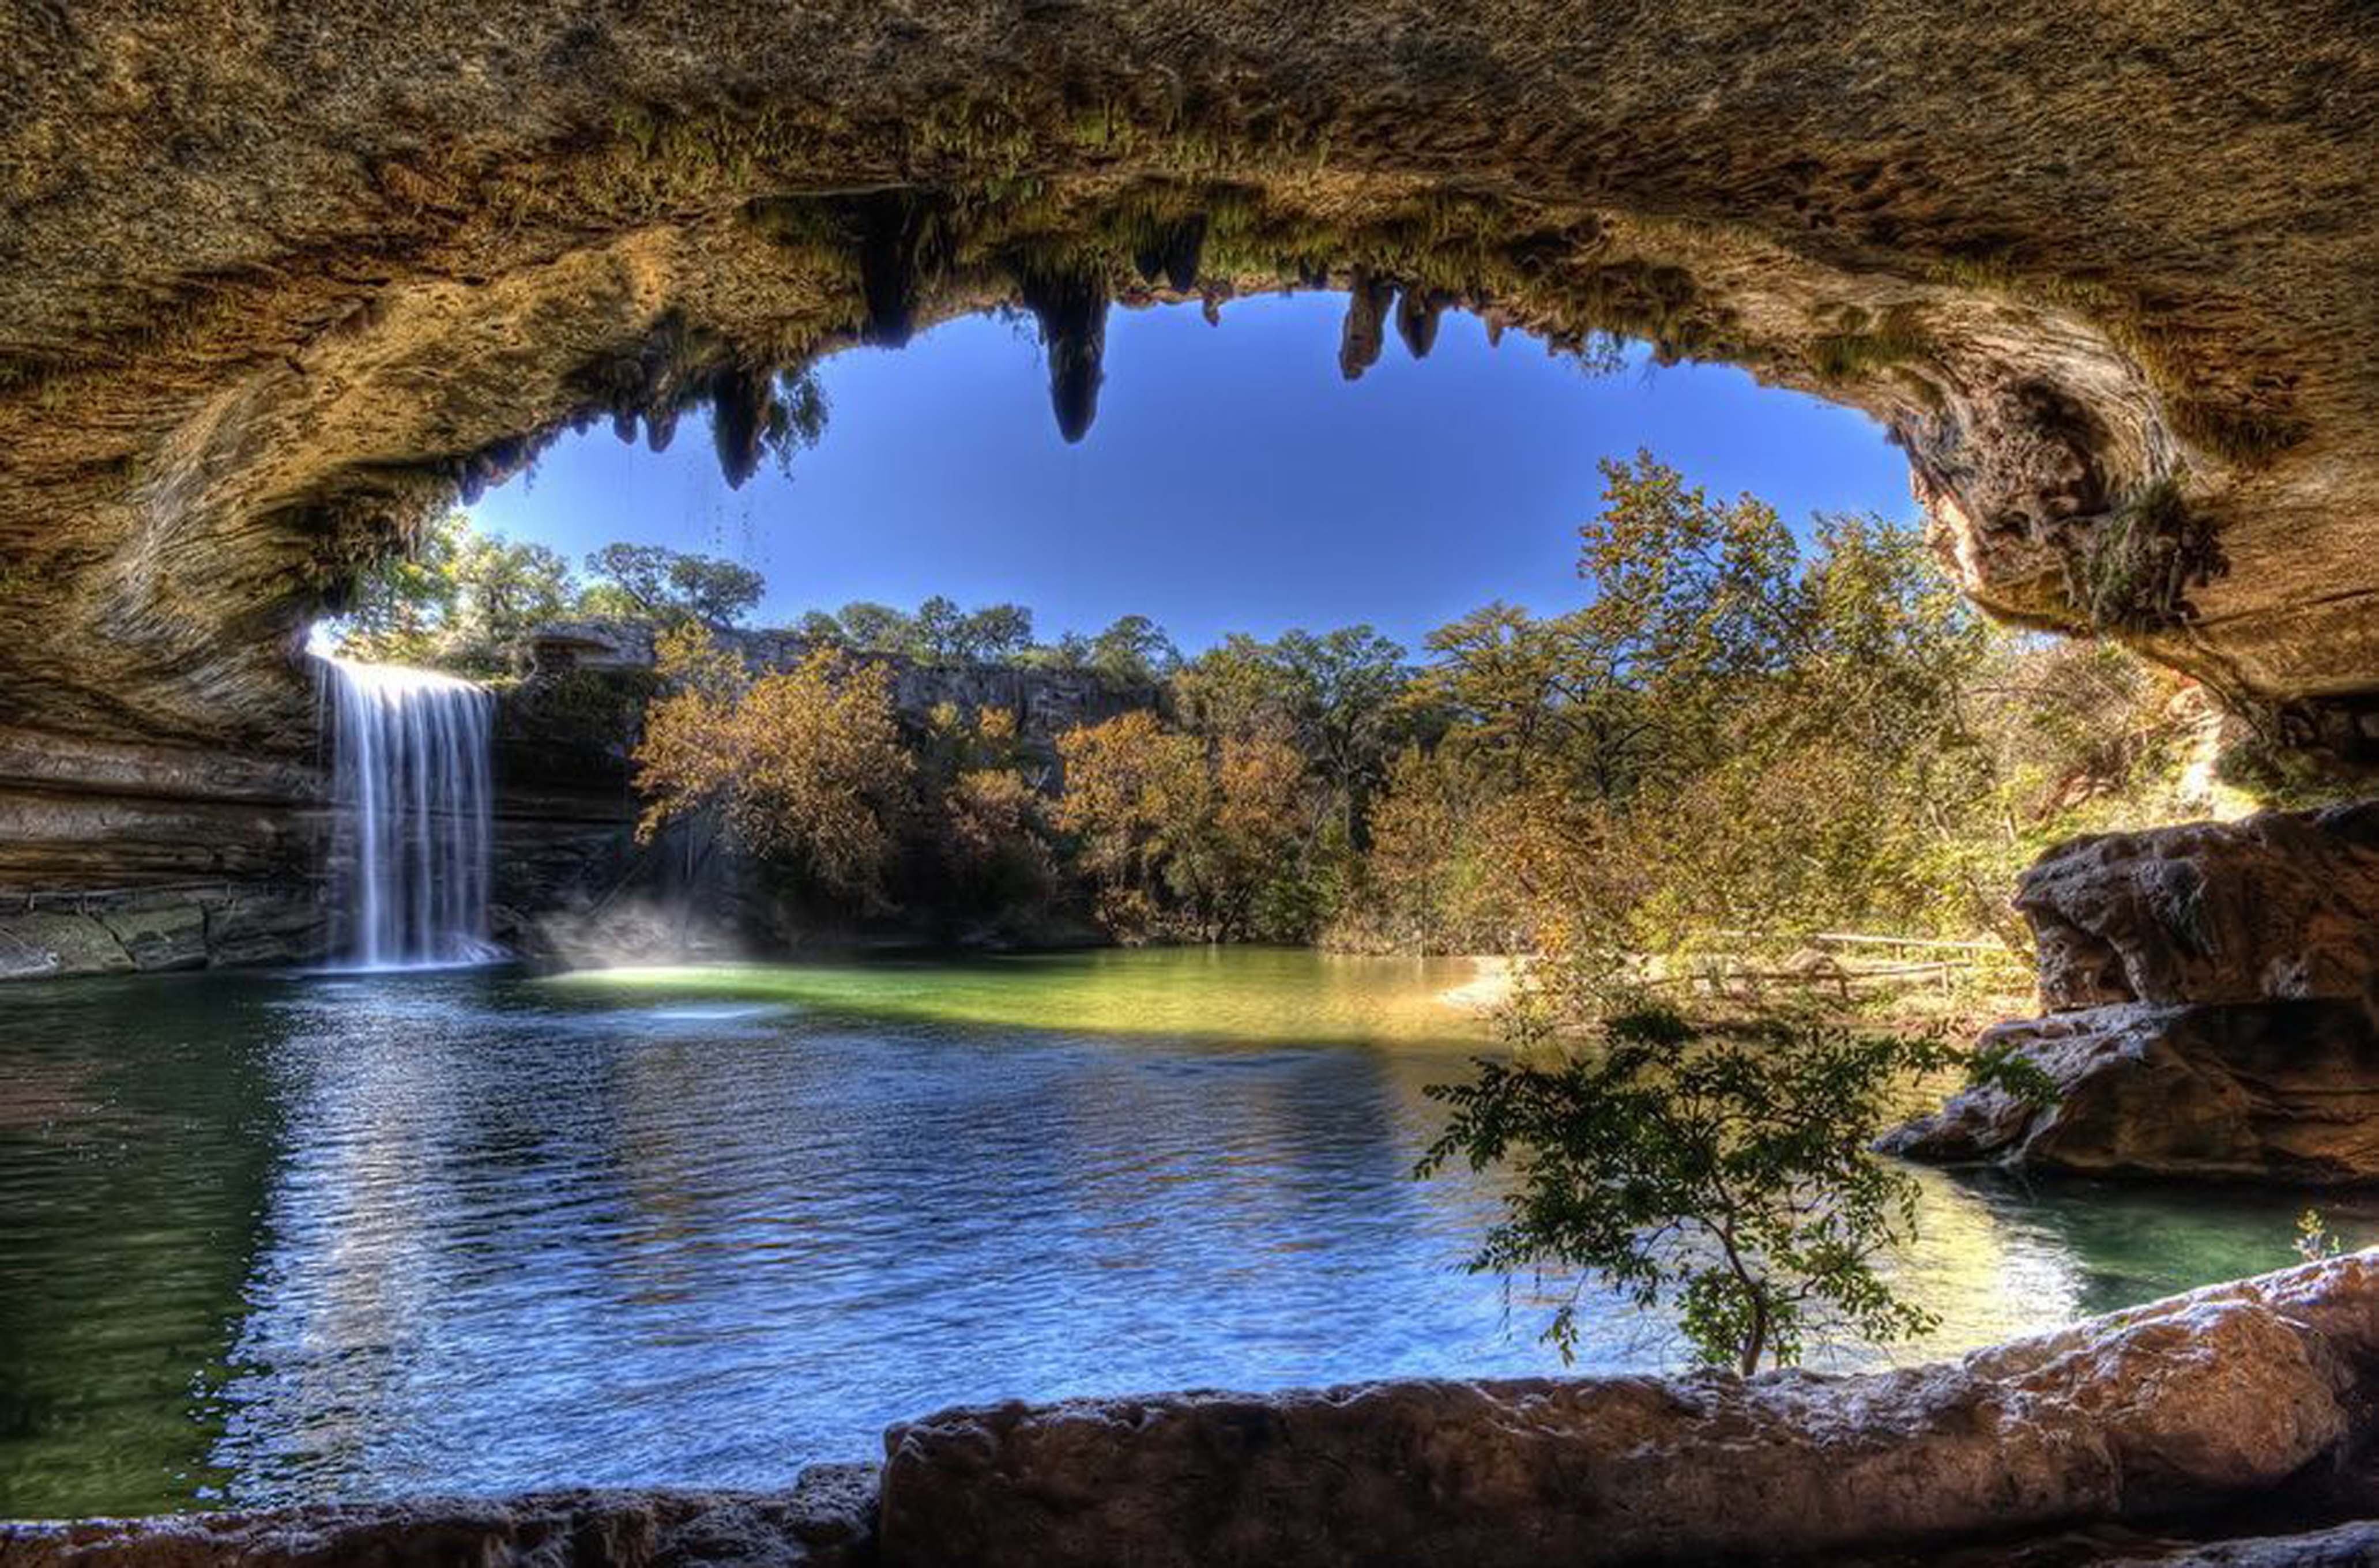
xmin=709 ymin=364 xmax=773 ymax=489
xmin=850 ymin=191 xmax=943 ymax=349
xmin=1395 ymin=287 xmax=1447 ymax=360
xmin=1338 ymin=271 xmax=1394 ymax=380
xmin=1015 ymin=255 xmax=1111 ymax=444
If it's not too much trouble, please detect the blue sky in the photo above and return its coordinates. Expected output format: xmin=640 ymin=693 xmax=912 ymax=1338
xmin=469 ymin=291 xmax=1914 ymax=654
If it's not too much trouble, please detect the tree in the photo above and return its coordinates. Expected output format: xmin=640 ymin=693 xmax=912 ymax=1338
xmin=1053 ymin=710 xmax=1204 ymax=936
xmin=1174 ymin=634 xmax=1299 ymax=739
xmin=1413 ymin=604 xmax=1610 ymax=793
xmin=833 ymin=600 xmax=917 ymax=655
xmin=1016 ymin=630 xmax=1095 ymax=673
xmin=339 ymin=511 xmax=468 ymax=666
xmin=914 ymin=595 xmax=969 ymax=662
xmin=634 ymin=625 xmax=913 ymax=909
xmin=1054 ymin=710 xmax=1316 ymax=941
xmin=1087 ymin=615 xmax=1180 ymax=685
xmin=1272 ymin=625 xmax=1410 ymax=832
xmin=962 ymin=603 xmax=1036 ymax=662
xmin=922 ymin=706 xmax=1057 ymax=910
xmin=583 ymin=543 xmax=765 ymax=627
xmin=1421 ymin=1006 xmax=2049 ymax=1375
xmin=339 ymin=511 xmax=579 ymax=675
xmin=450 ymin=533 xmax=574 ymax=669
xmin=792 ymin=609 xmax=849 ymax=647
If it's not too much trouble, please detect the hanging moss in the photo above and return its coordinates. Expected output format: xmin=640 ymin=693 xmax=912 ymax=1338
xmin=2062 ymin=478 xmax=2228 ymax=632
xmin=1806 ymin=305 xmax=1932 ymax=383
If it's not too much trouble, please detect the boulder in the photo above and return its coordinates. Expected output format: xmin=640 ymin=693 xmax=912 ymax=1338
xmin=2106 ymin=1521 xmax=2379 ymax=1567
xmin=2020 ymin=803 xmax=2379 ymax=1011
xmin=1890 ymin=803 xmax=2379 ymax=1182
xmin=872 ymin=1256 xmax=2379 ymax=1568
xmin=1883 ymin=999 xmax=2379 ymax=1183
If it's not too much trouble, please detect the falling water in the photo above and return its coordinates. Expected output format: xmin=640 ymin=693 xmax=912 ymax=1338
xmin=318 ymin=657 xmax=498 ymax=968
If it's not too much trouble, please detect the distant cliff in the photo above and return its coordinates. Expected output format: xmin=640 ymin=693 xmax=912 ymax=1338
xmin=489 ymin=620 xmax=1163 ymax=962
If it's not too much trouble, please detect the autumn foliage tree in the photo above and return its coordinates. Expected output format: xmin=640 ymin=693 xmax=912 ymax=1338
xmin=1052 ymin=711 xmax=1312 ymax=941
xmin=634 ymin=625 xmax=913 ymax=909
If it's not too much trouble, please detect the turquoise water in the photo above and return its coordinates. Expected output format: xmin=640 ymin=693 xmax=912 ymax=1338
xmin=1 ymin=949 xmax=2366 ymax=1518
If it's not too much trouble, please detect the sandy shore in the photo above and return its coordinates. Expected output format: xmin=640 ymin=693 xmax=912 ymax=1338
xmin=1436 ymin=955 xmax=1516 ymax=1016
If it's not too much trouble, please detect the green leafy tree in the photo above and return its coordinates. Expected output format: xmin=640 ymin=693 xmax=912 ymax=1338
xmin=792 ymin=609 xmax=849 ymax=646
xmin=340 ymin=511 xmax=468 ymax=666
xmin=340 ymin=511 xmax=578 ymax=675
xmin=914 ymin=595 xmax=969 ymax=662
xmin=1087 ymin=615 xmax=1180 ymax=685
xmin=1421 ymin=1006 xmax=2050 ymax=1374
xmin=583 ymin=543 xmax=765 ymax=627
xmin=1273 ymin=625 xmax=1410 ymax=833
xmin=962 ymin=603 xmax=1036 ymax=662
xmin=833 ymin=600 xmax=919 ymax=655
xmin=1175 ymin=634 xmax=1300 ymax=738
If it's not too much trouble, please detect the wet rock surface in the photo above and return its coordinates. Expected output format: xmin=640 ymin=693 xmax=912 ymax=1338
xmin=875 ymin=1258 xmax=2369 ymax=1566
xmin=0 ymin=1468 xmax=881 ymax=1568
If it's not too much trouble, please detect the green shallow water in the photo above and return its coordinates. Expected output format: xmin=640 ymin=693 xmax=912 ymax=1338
xmin=543 ymin=947 xmax=1500 ymax=1046
xmin=2 ymin=948 xmax=2369 ymax=1519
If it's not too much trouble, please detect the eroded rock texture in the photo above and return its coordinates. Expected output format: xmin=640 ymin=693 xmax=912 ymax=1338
xmin=2 ymin=4 xmax=2376 ymax=849
xmin=2022 ymin=802 xmax=2379 ymax=1011
xmin=874 ymin=1257 xmax=2368 ymax=1566
xmin=1889 ymin=801 xmax=2379 ymax=1181
xmin=1883 ymin=999 xmax=2379 ymax=1182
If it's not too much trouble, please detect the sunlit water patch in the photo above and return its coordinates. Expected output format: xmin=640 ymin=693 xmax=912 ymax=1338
xmin=2 ymin=950 xmax=2367 ymax=1517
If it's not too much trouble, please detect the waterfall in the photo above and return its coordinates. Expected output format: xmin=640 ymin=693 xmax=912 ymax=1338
xmin=318 ymin=657 xmax=498 ymax=969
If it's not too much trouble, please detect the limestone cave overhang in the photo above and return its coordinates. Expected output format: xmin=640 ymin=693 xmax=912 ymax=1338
xmin=3 ymin=0 xmax=2376 ymax=772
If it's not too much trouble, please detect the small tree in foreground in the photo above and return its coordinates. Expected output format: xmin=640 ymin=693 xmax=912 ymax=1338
xmin=1420 ymin=1005 xmax=2050 ymax=1376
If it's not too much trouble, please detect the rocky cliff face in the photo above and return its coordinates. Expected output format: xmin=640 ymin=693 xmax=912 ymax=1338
xmin=484 ymin=623 xmax=1161 ymax=962
xmin=1889 ymin=802 xmax=2379 ymax=1181
xmin=14 ymin=1252 xmax=2379 ymax=1566
xmin=2 ymin=3 xmax=2374 ymax=979
xmin=2 ymin=2 xmax=2377 ymax=772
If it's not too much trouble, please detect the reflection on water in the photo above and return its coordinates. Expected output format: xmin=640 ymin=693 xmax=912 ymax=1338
xmin=1 ymin=950 xmax=2370 ymax=1517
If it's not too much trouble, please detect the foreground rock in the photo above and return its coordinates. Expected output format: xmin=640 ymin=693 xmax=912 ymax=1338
xmin=17 ymin=1256 xmax=2379 ymax=1566
xmin=0 ymin=1468 xmax=879 ymax=1567
xmin=1891 ymin=801 xmax=2379 ymax=1182
xmin=875 ymin=1253 xmax=2379 ymax=1568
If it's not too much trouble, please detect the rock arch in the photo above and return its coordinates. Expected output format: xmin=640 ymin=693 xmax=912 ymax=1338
xmin=2 ymin=1 xmax=2376 ymax=925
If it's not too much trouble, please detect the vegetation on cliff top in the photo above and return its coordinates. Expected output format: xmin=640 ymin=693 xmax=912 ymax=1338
xmin=571 ymin=450 xmax=2237 ymax=964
